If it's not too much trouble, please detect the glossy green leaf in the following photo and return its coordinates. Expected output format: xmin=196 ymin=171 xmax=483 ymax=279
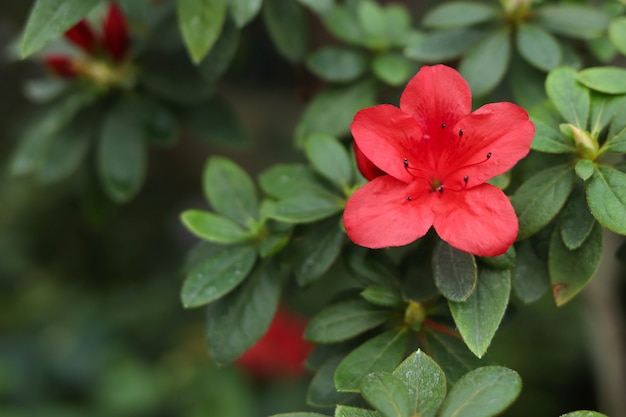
xmin=228 ymin=0 xmax=262 ymax=27
xmin=263 ymin=0 xmax=309 ymax=62
xmin=560 ymin=412 xmax=608 ymax=417
xmin=433 ymin=241 xmax=478 ymax=302
xmin=516 ymin=24 xmax=561 ymax=72
xmin=361 ymin=372 xmax=412 ymax=417
xmin=181 ymin=245 xmax=257 ymax=308
xmin=266 ymin=195 xmax=342 ymax=223
xmin=537 ymin=5 xmax=609 ymax=40
xmin=295 ymin=80 xmax=377 ymax=144
xmin=372 ymin=52 xmax=412 ymax=86
xmin=334 ymin=328 xmax=408 ymax=392
xmin=361 ymin=285 xmax=404 ymax=308
xmin=335 ymin=406 xmax=380 ymax=417
xmin=181 ymin=210 xmax=252 ymax=244
xmin=97 ymin=100 xmax=147 ymax=203
xmin=424 ymin=331 xmax=483 ymax=385
xmin=422 ymin=2 xmax=497 ymax=29
xmin=308 ymin=356 xmax=356 ymax=407
xmin=203 ymin=156 xmax=258 ymax=227
xmin=609 ymin=17 xmax=626 ymax=56
xmin=575 ymin=159 xmax=595 ymax=181
xmin=306 ymin=47 xmax=368 ymax=83
xmin=305 ymin=134 xmax=353 ymax=190
xmin=404 ymin=29 xmax=485 ymax=62
xmin=459 ymin=28 xmax=511 ymax=97
xmin=305 ymin=300 xmax=390 ymax=344
xmin=438 ymin=366 xmax=521 ymax=417
xmin=549 ymin=222 xmax=602 ymax=306
xmin=206 ymin=260 xmax=281 ymax=364
xmin=512 ymin=240 xmax=549 ymax=304
xmin=578 ymin=67 xmax=626 ymax=95
xmin=546 ymin=67 xmax=590 ymax=128
xmin=259 ymin=164 xmax=331 ymax=199
xmin=392 ymin=350 xmax=446 ymax=417
xmin=586 ymin=165 xmax=626 ymax=235
xmin=20 ymin=0 xmax=103 ymax=57
xmin=449 ymin=269 xmax=511 ymax=358
xmin=294 ymin=219 xmax=345 ymax=286
xmin=512 ymin=164 xmax=576 ymax=240
xmin=177 ymin=0 xmax=227 ymax=63
xmin=559 ymin=186 xmax=596 ymax=250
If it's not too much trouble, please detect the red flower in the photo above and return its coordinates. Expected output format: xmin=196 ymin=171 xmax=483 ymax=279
xmin=44 ymin=55 xmax=78 ymax=78
xmin=102 ymin=3 xmax=129 ymax=61
xmin=237 ymin=307 xmax=312 ymax=380
xmin=64 ymin=20 xmax=98 ymax=54
xmin=343 ymin=65 xmax=534 ymax=257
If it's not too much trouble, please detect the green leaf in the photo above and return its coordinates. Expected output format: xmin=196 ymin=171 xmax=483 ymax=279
xmin=438 ymin=366 xmax=521 ymax=417
xmin=361 ymin=285 xmax=404 ymax=309
xmin=308 ymin=356 xmax=356 ymax=407
xmin=334 ymin=328 xmax=408 ymax=392
xmin=322 ymin=5 xmax=362 ymax=45
xmin=271 ymin=414 xmax=329 ymax=417
xmin=206 ymin=260 xmax=281 ymax=364
xmin=586 ymin=165 xmax=626 ymax=235
xmin=392 ymin=350 xmax=446 ymax=417
xmin=512 ymin=240 xmax=549 ymax=304
xmin=512 ymin=164 xmax=576 ymax=240
xmin=203 ymin=156 xmax=258 ymax=227
xmin=422 ymin=2 xmax=497 ymax=29
xmin=516 ymin=24 xmax=561 ymax=72
xmin=449 ymin=269 xmax=511 ymax=358
xmin=181 ymin=210 xmax=252 ymax=244
xmin=97 ymin=100 xmax=147 ymax=203
xmin=335 ymin=406 xmax=380 ymax=417
xmin=259 ymin=164 xmax=331 ymax=199
xmin=433 ymin=241 xmax=478 ymax=302
xmin=576 ymin=66 xmax=626 ymax=94
xmin=263 ymin=0 xmax=309 ymax=62
xmin=305 ymin=300 xmax=390 ymax=344
xmin=478 ymin=245 xmax=516 ymax=270
xmin=404 ymin=29 xmax=485 ymax=62
xmin=424 ymin=331 xmax=483 ymax=385
xmin=306 ymin=47 xmax=368 ymax=83
xmin=549 ymin=222 xmax=603 ymax=306
xmin=305 ymin=134 xmax=353 ymax=190
xmin=589 ymin=92 xmax=624 ymax=138
xmin=198 ymin=19 xmax=241 ymax=83
xmin=132 ymin=98 xmax=179 ymax=147
xmin=536 ymin=5 xmax=609 ymax=40
xmin=372 ymin=53 xmax=412 ymax=86
xmin=297 ymin=0 xmax=335 ymax=16
xmin=560 ymin=186 xmax=596 ymax=250
xmin=575 ymin=159 xmax=595 ymax=181
xmin=382 ymin=5 xmax=412 ymax=47
xmin=294 ymin=219 xmax=345 ymax=286
xmin=459 ymin=28 xmax=511 ymax=97
xmin=609 ymin=17 xmax=626 ymax=56
xmin=560 ymin=412 xmax=608 ymax=417
xmin=177 ymin=0 xmax=227 ymax=63
xmin=267 ymin=195 xmax=342 ymax=223
xmin=181 ymin=245 xmax=257 ymax=308
xmin=508 ymin=54 xmax=548 ymax=110
xmin=361 ymin=372 xmax=412 ymax=417
xmin=357 ymin=1 xmax=387 ymax=49
xmin=546 ymin=67 xmax=590 ymax=128
xmin=228 ymin=0 xmax=262 ymax=27
xmin=295 ymin=80 xmax=377 ymax=145
xmin=20 ymin=0 xmax=103 ymax=57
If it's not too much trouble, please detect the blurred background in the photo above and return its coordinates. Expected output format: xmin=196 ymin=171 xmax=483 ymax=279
xmin=0 ymin=1 xmax=623 ymax=416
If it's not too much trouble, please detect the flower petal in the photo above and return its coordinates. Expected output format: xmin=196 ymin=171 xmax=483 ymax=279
xmin=64 ymin=20 xmax=97 ymax=54
xmin=399 ymin=65 xmax=472 ymax=135
xmin=103 ymin=3 xmax=130 ymax=61
xmin=351 ymin=104 xmax=422 ymax=183
xmin=432 ymin=184 xmax=518 ymax=256
xmin=344 ymin=175 xmax=434 ymax=248
xmin=354 ymin=142 xmax=385 ymax=181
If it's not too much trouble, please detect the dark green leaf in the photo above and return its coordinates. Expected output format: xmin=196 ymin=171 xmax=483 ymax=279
xmin=181 ymin=245 xmax=257 ymax=308
xmin=422 ymin=2 xmax=497 ymax=29
xmin=267 ymin=195 xmax=342 ymax=223
xmin=206 ymin=260 xmax=281 ymax=364
xmin=181 ymin=210 xmax=252 ymax=244
xmin=263 ymin=0 xmax=309 ymax=62
xmin=536 ymin=5 xmax=609 ymax=40
xmin=577 ymin=66 xmax=626 ymax=94
xmin=334 ymin=406 xmax=380 ymax=417
xmin=392 ymin=350 xmax=446 ymax=417
xmin=512 ymin=164 xmax=576 ymax=240
xmin=306 ymin=47 xmax=368 ymax=83
xmin=177 ymin=0 xmax=227 ymax=63
xmin=478 ymin=245 xmax=516 ymax=269
xmin=508 ymin=54 xmax=548 ymax=110
xmin=361 ymin=372 xmax=412 ymax=417
xmin=297 ymin=0 xmax=335 ymax=16
xmin=438 ymin=366 xmax=521 ymax=417
xmin=334 ymin=328 xmax=408 ymax=392
xmin=423 ymin=331 xmax=483 ymax=385
xmin=20 ymin=0 xmax=103 ymax=57
xmin=305 ymin=134 xmax=353 ymax=190
xmin=609 ymin=17 xmax=626 ymax=56
xmin=560 ymin=185 xmax=596 ymax=250
xmin=433 ymin=241 xmax=478 ymax=302
xmin=549 ymin=222 xmax=603 ymax=306
xmin=512 ymin=240 xmax=549 ymax=304
xmin=198 ymin=19 xmax=241 ymax=83
xmin=575 ymin=159 xmax=595 ymax=181
xmin=203 ymin=156 xmax=258 ymax=227
xmin=586 ymin=165 xmax=626 ymax=235
xmin=294 ymin=219 xmax=345 ymax=286
xmin=546 ymin=67 xmax=590 ymax=128
xmin=259 ymin=164 xmax=332 ymax=199
xmin=322 ymin=5 xmax=362 ymax=45
xmin=449 ymin=269 xmax=511 ymax=358
xmin=132 ymin=98 xmax=178 ymax=147
xmin=459 ymin=28 xmax=511 ymax=97
xmin=228 ymin=0 xmax=262 ymax=27
xmin=516 ymin=24 xmax=561 ymax=72
xmin=307 ymin=356 xmax=356 ymax=407
xmin=404 ymin=28 xmax=485 ymax=62
xmin=305 ymin=300 xmax=390 ymax=344
xmin=361 ymin=285 xmax=404 ymax=308
xmin=372 ymin=53 xmax=412 ymax=86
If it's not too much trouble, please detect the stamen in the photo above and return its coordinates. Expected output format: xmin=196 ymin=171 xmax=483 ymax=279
xmin=459 ymin=129 xmax=464 ymax=137
xmin=407 ymin=196 xmax=412 ymax=201
xmin=437 ymin=185 xmax=444 ymax=193
xmin=403 ymin=158 xmax=409 ymax=168
xmin=486 ymin=152 xmax=492 ymax=159
xmin=463 ymin=176 xmax=469 ymax=183
xmin=441 ymin=123 xmax=446 ymax=128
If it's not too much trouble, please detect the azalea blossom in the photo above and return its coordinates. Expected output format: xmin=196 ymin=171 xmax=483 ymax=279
xmin=344 ymin=65 xmax=534 ymax=257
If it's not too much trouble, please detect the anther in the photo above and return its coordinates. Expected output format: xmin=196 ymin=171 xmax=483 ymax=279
xmin=407 ymin=196 xmax=413 ymax=201
xmin=441 ymin=123 xmax=446 ymax=128
xmin=464 ymin=176 xmax=469 ymax=183
xmin=459 ymin=129 xmax=464 ymax=137
xmin=486 ymin=152 xmax=492 ymax=159
xmin=437 ymin=185 xmax=444 ymax=193
xmin=403 ymin=158 xmax=409 ymax=168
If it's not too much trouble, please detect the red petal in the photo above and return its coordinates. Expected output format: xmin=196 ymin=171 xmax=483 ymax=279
xmin=351 ymin=104 xmax=423 ymax=183
xmin=344 ymin=175 xmax=434 ymax=248
xmin=432 ymin=184 xmax=518 ymax=257
xmin=354 ymin=142 xmax=385 ymax=181
xmin=399 ymin=65 xmax=472 ymax=136
xmin=442 ymin=102 xmax=534 ymax=188
xmin=44 ymin=55 xmax=78 ymax=78
xmin=64 ymin=20 xmax=97 ymax=53
xmin=103 ymin=3 xmax=129 ymax=61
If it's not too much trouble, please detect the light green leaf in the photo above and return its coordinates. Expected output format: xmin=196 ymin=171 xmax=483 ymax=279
xmin=422 ymin=2 xmax=497 ymax=29
xmin=361 ymin=372 xmax=412 ymax=417
xmin=372 ymin=52 xmax=412 ymax=86
xmin=449 ymin=269 xmax=511 ymax=358
xmin=609 ymin=17 xmax=626 ymax=56
xmin=258 ymin=164 xmax=331 ymax=199
xmin=228 ymin=0 xmax=262 ymax=27
xmin=306 ymin=47 xmax=368 ymax=83
xmin=335 ymin=406 xmax=380 ymax=417
xmin=393 ymin=350 xmax=446 ymax=417
xmin=589 ymin=92 xmax=624 ymax=138
xmin=586 ymin=165 xmax=626 ymax=235
xmin=177 ymin=0 xmax=227 ymax=63
xmin=512 ymin=240 xmax=549 ymax=304
xmin=537 ymin=5 xmax=610 ymax=40
xmin=322 ymin=5 xmax=362 ymax=45
xmin=357 ymin=0 xmax=387 ymax=49
xmin=575 ymin=159 xmax=595 ymax=181
xmin=516 ymin=24 xmax=561 ymax=72
xmin=263 ymin=0 xmax=309 ymax=62
xmin=560 ymin=411 xmax=608 ymax=417
xmin=576 ymin=66 xmax=626 ymax=94
xmin=404 ymin=29 xmax=485 ymax=62
xmin=432 ymin=240 xmax=478 ymax=302
xmin=271 ymin=414 xmax=329 ymax=417
xmin=297 ymin=0 xmax=334 ymax=16
xmin=266 ymin=195 xmax=342 ymax=223
xmin=181 ymin=210 xmax=252 ymax=244
xmin=361 ymin=285 xmax=404 ymax=308
xmin=546 ymin=67 xmax=590 ymax=128
xmin=305 ymin=134 xmax=353 ymax=189
xmin=459 ymin=28 xmax=511 ymax=97
xmin=20 ymin=0 xmax=103 ymax=57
